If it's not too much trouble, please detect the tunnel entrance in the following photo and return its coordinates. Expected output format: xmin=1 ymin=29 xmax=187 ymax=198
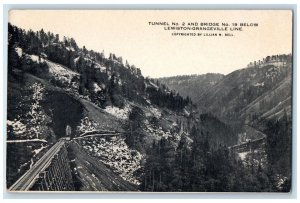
xmin=43 ymin=91 xmax=84 ymax=140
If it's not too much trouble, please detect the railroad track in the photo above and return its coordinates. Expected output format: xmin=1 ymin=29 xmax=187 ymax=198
xmin=229 ymin=137 xmax=266 ymax=153
xmin=74 ymin=133 xmax=122 ymax=140
xmin=9 ymin=139 xmax=66 ymax=191
xmin=73 ymin=130 xmax=122 ymax=140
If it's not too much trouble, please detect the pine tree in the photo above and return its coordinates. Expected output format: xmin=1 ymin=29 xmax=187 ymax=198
xmin=171 ymin=135 xmax=191 ymax=191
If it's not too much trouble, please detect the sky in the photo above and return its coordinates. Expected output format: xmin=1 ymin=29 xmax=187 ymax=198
xmin=9 ymin=10 xmax=292 ymax=78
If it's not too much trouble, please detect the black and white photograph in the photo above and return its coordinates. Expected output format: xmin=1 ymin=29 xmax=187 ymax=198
xmin=6 ymin=10 xmax=293 ymax=192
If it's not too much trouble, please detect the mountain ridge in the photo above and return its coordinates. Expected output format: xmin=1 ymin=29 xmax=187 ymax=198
xmin=158 ymin=73 xmax=224 ymax=103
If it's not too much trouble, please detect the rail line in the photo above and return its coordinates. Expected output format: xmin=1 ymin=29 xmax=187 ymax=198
xmin=9 ymin=139 xmax=66 ymax=191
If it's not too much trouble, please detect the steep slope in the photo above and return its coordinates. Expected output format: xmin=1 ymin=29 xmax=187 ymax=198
xmin=240 ymin=74 xmax=292 ymax=124
xmin=198 ymin=113 xmax=238 ymax=147
xmin=68 ymin=141 xmax=137 ymax=191
xmin=158 ymin=73 xmax=224 ymax=103
xmin=197 ymin=57 xmax=292 ymax=124
xmin=7 ymin=23 xmax=195 ymax=189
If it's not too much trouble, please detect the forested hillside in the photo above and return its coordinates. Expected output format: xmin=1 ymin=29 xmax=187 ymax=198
xmin=158 ymin=54 xmax=292 ymax=192
xmin=158 ymin=73 xmax=224 ymax=103
xmin=198 ymin=55 xmax=292 ymax=123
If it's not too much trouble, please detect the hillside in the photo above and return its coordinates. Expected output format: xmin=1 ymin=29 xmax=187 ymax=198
xmin=7 ymin=23 xmax=237 ymax=190
xmin=7 ymin=23 xmax=198 ymax=189
xmin=197 ymin=56 xmax=292 ymax=125
xmin=240 ymin=74 xmax=292 ymax=124
xmin=155 ymin=55 xmax=293 ymax=191
xmin=158 ymin=73 xmax=224 ymax=103
xmin=158 ymin=56 xmax=292 ymax=126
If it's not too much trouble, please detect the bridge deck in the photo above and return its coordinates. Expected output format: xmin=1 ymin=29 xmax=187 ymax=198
xmin=8 ymin=139 xmax=66 ymax=191
xmin=229 ymin=137 xmax=266 ymax=154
